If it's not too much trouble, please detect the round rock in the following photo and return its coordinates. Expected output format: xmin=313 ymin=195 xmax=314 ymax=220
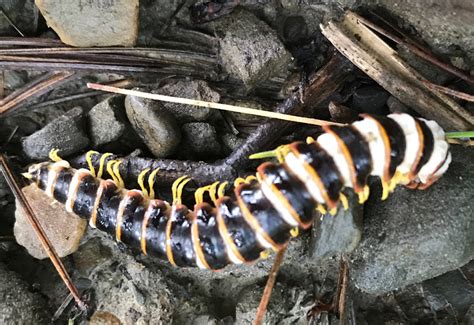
xmin=352 ymin=85 xmax=390 ymax=115
xmin=88 ymin=96 xmax=127 ymax=146
xmin=125 ymin=94 xmax=181 ymax=158
xmin=351 ymin=146 xmax=474 ymax=294
xmin=14 ymin=184 xmax=88 ymax=259
xmin=182 ymin=123 xmax=221 ymax=157
xmin=0 ymin=263 xmax=48 ymax=323
xmin=158 ymin=80 xmax=220 ymax=122
xmin=22 ymin=107 xmax=89 ymax=160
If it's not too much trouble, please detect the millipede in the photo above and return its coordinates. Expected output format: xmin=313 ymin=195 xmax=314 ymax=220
xmin=22 ymin=113 xmax=451 ymax=270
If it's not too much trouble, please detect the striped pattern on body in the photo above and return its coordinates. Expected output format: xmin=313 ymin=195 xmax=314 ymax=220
xmin=26 ymin=113 xmax=451 ymax=270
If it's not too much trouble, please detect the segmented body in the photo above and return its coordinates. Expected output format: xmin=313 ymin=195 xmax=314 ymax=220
xmin=25 ymin=113 xmax=451 ymax=270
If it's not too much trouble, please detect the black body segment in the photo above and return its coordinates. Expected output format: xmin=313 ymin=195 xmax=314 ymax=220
xmin=370 ymin=115 xmax=406 ymax=178
xmin=291 ymin=142 xmax=343 ymax=202
xmin=53 ymin=168 xmax=74 ymax=204
xmin=144 ymin=201 xmax=169 ymax=260
xmin=326 ymin=125 xmax=372 ymax=189
xmin=258 ymin=163 xmax=317 ymax=227
xmin=195 ymin=203 xmax=229 ymax=269
xmin=414 ymin=119 xmax=435 ymax=174
xmin=236 ymin=182 xmax=292 ymax=247
xmin=72 ymin=174 xmax=99 ymax=218
xmin=169 ymin=206 xmax=197 ymax=267
xmin=217 ymin=197 xmax=263 ymax=262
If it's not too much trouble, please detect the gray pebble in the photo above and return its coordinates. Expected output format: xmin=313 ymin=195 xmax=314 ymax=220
xmin=0 ymin=263 xmax=48 ymax=324
xmin=351 ymin=146 xmax=474 ymax=294
xmin=125 ymin=94 xmax=181 ymax=158
xmin=212 ymin=8 xmax=292 ymax=91
xmin=387 ymin=96 xmax=415 ymax=115
xmin=310 ymin=192 xmax=363 ymax=259
xmin=182 ymin=123 xmax=221 ymax=157
xmin=22 ymin=107 xmax=89 ymax=160
xmin=221 ymin=132 xmax=246 ymax=153
xmin=352 ymin=85 xmax=390 ymax=115
xmin=88 ymin=96 xmax=127 ymax=146
xmin=158 ymin=80 xmax=220 ymax=122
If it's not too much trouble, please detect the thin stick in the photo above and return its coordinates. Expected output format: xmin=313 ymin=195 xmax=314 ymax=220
xmin=447 ymin=138 xmax=474 ymax=146
xmin=0 ymin=8 xmax=25 ymax=37
xmin=25 ymin=79 xmax=131 ymax=110
xmin=0 ymin=155 xmax=86 ymax=311
xmin=253 ymin=245 xmax=288 ymax=325
xmin=87 ymin=83 xmax=342 ymax=127
xmin=0 ymin=71 xmax=74 ymax=115
xmin=423 ymin=81 xmax=474 ymax=102
xmin=355 ymin=15 xmax=474 ymax=84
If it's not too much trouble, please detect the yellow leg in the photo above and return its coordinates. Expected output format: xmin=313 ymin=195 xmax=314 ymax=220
xmin=48 ymin=149 xmax=62 ymax=162
xmin=106 ymin=160 xmax=119 ymax=184
xmin=217 ymin=182 xmax=228 ymax=198
xmin=85 ymin=150 xmax=99 ymax=177
xmin=306 ymin=136 xmax=315 ymax=144
xmin=316 ymin=204 xmax=327 ymax=215
xmin=97 ymin=153 xmax=113 ymax=179
xmin=113 ymin=161 xmax=124 ymax=188
xmin=208 ymin=181 xmax=220 ymax=203
xmin=329 ymin=207 xmax=337 ymax=216
xmin=381 ymin=181 xmax=390 ymax=201
xmin=290 ymin=227 xmax=299 ymax=237
xmin=259 ymin=250 xmax=271 ymax=259
xmin=138 ymin=168 xmax=151 ymax=197
xmin=245 ymin=175 xmax=257 ymax=183
xmin=339 ymin=193 xmax=349 ymax=210
xmin=176 ymin=178 xmax=191 ymax=205
xmin=147 ymin=168 xmax=160 ymax=199
xmin=233 ymin=177 xmax=246 ymax=187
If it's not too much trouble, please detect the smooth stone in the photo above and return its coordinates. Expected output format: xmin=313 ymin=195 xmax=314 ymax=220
xmin=88 ymin=96 xmax=127 ymax=146
xmin=14 ymin=184 xmax=87 ymax=259
xmin=35 ymin=0 xmax=138 ymax=47
xmin=310 ymin=192 xmax=363 ymax=259
xmin=181 ymin=123 xmax=221 ymax=157
xmin=422 ymin=269 xmax=474 ymax=319
xmin=211 ymin=8 xmax=292 ymax=91
xmin=352 ymin=85 xmax=390 ymax=115
xmin=157 ymin=80 xmax=220 ymax=122
xmin=0 ymin=0 xmax=38 ymax=36
xmin=351 ymin=146 xmax=474 ymax=294
xmin=22 ymin=107 xmax=89 ymax=160
xmin=387 ymin=96 xmax=414 ymax=115
xmin=125 ymin=94 xmax=181 ymax=158
xmin=0 ymin=263 xmax=48 ymax=324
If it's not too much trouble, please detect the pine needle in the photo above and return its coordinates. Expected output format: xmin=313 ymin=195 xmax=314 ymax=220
xmin=86 ymin=83 xmax=343 ymax=127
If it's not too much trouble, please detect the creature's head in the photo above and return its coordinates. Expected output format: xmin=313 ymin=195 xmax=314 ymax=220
xmin=22 ymin=162 xmax=50 ymax=184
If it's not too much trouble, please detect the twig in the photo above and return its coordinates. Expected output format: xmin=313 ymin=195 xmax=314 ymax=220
xmin=0 ymin=37 xmax=66 ymax=47
xmin=24 ymin=79 xmax=131 ymax=110
xmin=71 ymin=54 xmax=352 ymax=186
xmin=447 ymin=138 xmax=474 ymax=146
xmin=0 ymin=71 xmax=74 ymax=115
xmin=355 ymin=14 xmax=474 ymax=84
xmin=335 ymin=258 xmax=348 ymax=321
xmin=0 ymin=8 xmax=24 ymax=37
xmin=253 ymin=245 xmax=288 ymax=325
xmin=0 ymin=154 xmax=87 ymax=311
xmin=321 ymin=11 xmax=474 ymax=131
xmin=87 ymin=83 xmax=343 ymax=127
xmin=422 ymin=81 xmax=474 ymax=102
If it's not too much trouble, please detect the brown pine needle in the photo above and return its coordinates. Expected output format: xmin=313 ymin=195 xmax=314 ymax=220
xmin=0 ymin=155 xmax=87 ymax=311
xmin=87 ymin=83 xmax=343 ymax=127
xmin=422 ymin=81 xmax=474 ymax=102
xmin=253 ymin=245 xmax=288 ymax=325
